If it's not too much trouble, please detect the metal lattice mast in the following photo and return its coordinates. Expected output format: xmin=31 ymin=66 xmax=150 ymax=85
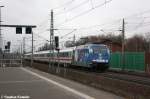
xmin=122 ymin=18 xmax=125 ymax=70
xmin=49 ymin=9 xmax=54 ymax=67
xmin=0 ymin=6 xmax=4 ymax=51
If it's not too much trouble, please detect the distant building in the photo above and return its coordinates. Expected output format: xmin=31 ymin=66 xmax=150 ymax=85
xmin=98 ymin=39 xmax=122 ymax=52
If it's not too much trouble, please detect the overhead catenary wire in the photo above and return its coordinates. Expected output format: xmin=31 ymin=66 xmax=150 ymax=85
xmin=35 ymin=0 xmax=114 ymax=39
xmin=56 ymin=0 xmax=113 ymax=27
xmin=56 ymin=9 xmax=150 ymax=34
xmin=60 ymin=29 xmax=77 ymax=39
xmin=34 ymin=1 xmax=150 ymax=50
xmin=33 ymin=33 xmax=50 ymax=42
xmin=36 ymin=0 xmax=91 ymax=34
xmin=36 ymin=0 xmax=78 ymax=34
xmin=124 ymin=9 xmax=150 ymax=20
xmin=35 ymin=1 xmax=150 ymax=34
xmin=56 ymin=9 xmax=150 ymax=31
xmin=53 ymin=0 xmax=76 ymax=10
xmin=90 ymin=0 xmax=94 ymax=9
xmin=55 ymin=0 xmax=90 ymax=15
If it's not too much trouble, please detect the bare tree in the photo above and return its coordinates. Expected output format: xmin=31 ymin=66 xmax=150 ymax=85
xmin=126 ymin=34 xmax=147 ymax=52
xmin=145 ymin=32 xmax=150 ymax=52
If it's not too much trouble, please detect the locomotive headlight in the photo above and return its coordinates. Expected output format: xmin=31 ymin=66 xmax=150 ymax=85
xmin=105 ymin=60 xmax=108 ymax=62
xmin=101 ymin=60 xmax=105 ymax=62
xmin=92 ymin=59 xmax=105 ymax=62
xmin=92 ymin=59 xmax=109 ymax=63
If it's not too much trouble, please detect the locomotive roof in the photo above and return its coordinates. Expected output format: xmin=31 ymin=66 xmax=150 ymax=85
xmin=75 ymin=44 xmax=107 ymax=49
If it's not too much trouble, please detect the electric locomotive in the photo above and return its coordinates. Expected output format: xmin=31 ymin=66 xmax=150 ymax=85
xmin=73 ymin=44 xmax=110 ymax=70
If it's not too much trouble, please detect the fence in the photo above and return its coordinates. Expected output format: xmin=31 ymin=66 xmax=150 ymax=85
xmin=0 ymin=53 xmax=22 ymax=67
xmin=109 ymin=52 xmax=145 ymax=72
xmin=0 ymin=59 xmax=22 ymax=67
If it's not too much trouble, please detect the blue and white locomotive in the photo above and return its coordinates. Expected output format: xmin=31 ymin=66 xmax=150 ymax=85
xmin=25 ymin=43 xmax=110 ymax=71
xmin=73 ymin=44 xmax=110 ymax=70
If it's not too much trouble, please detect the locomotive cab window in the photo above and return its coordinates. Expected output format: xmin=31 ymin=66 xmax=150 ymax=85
xmin=91 ymin=46 xmax=108 ymax=54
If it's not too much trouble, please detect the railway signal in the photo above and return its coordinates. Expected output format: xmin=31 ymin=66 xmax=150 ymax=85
xmin=55 ymin=36 xmax=59 ymax=49
xmin=0 ymin=24 xmax=36 ymax=67
xmin=5 ymin=45 xmax=8 ymax=49
xmin=16 ymin=26 xmax=32 ymax=34
xmin=25 ymin=27 xmax=32 ymax=34
xmin=7 ymin=41 xmax=11 ymax=49
xmin=16 ymin=27 xmax=22 ymax=34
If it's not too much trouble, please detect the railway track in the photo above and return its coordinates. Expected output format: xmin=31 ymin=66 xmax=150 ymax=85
xmin=64 ymin=66 xmax=150 ymax=86
xmin=25 ymin=59 xmax=150 ymax=86
xmin=101 ymin=71 xmax=150 ymax=86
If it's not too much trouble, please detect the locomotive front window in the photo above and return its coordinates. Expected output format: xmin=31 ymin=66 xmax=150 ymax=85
xmin=92 ymin=46 xmax=107 ymax=53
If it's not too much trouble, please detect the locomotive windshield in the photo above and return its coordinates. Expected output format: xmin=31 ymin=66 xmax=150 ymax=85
xmin=91 ymin=45 xmax=108 ymax=53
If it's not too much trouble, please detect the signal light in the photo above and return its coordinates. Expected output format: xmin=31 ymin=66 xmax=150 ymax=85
xmin=55 ymin=36 xmax=59 ymax=49
xmin=7 ymin=41 xmax=11 ymax=49
xmin=16 ymin=27 xmax=22 ymax=34
xmin=5 ymin=45 xmax=8 ymax=49
xmin=26 ymin=27 xmax=32 ymax=34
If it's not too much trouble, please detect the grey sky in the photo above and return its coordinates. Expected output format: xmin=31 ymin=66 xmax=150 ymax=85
xmin=1 ymin=0 xmax=150 ymax=52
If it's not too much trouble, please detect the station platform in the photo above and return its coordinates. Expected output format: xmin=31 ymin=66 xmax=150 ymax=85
xmin=0 ymin=67 xmax=124 ymax=99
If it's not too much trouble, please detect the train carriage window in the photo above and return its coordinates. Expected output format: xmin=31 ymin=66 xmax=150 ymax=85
xmin=44 ymin=54 xmax=47 ymax=57
xmin=67 ymin=52 xmax=69 ymax=57
xmin=58 ymin=52 xmax=61 ymax=57
xmin=60 ymin=52 xmax=63 ymax=57
xmin=68 ymin=52 xmax=70 ymax=57
xmin=63 ymin=53 xmax=65 ymax=57
xmin=64 ymin=52 xmax=67 ymax=57
xmin=62 ymin=52 xmax=64 ymax=57
xmin=64 ymin=52 xmax=66 ymax=57
xmin=69 ymin=52 xmax=71 ymax=57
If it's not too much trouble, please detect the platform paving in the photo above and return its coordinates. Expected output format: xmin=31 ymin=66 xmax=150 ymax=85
xmin=0 ymin=67 xmax=124 ymax=99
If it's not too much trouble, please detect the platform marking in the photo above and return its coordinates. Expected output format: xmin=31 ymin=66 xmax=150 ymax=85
xmin=21 ymin=67 xmax=95 ymax=99
xmin=0 ymin=80 xmax=43 ymax=84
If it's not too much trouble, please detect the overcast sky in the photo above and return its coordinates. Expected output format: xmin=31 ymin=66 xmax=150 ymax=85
xmin=1 ymin=0 xmax=150 ymax=52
